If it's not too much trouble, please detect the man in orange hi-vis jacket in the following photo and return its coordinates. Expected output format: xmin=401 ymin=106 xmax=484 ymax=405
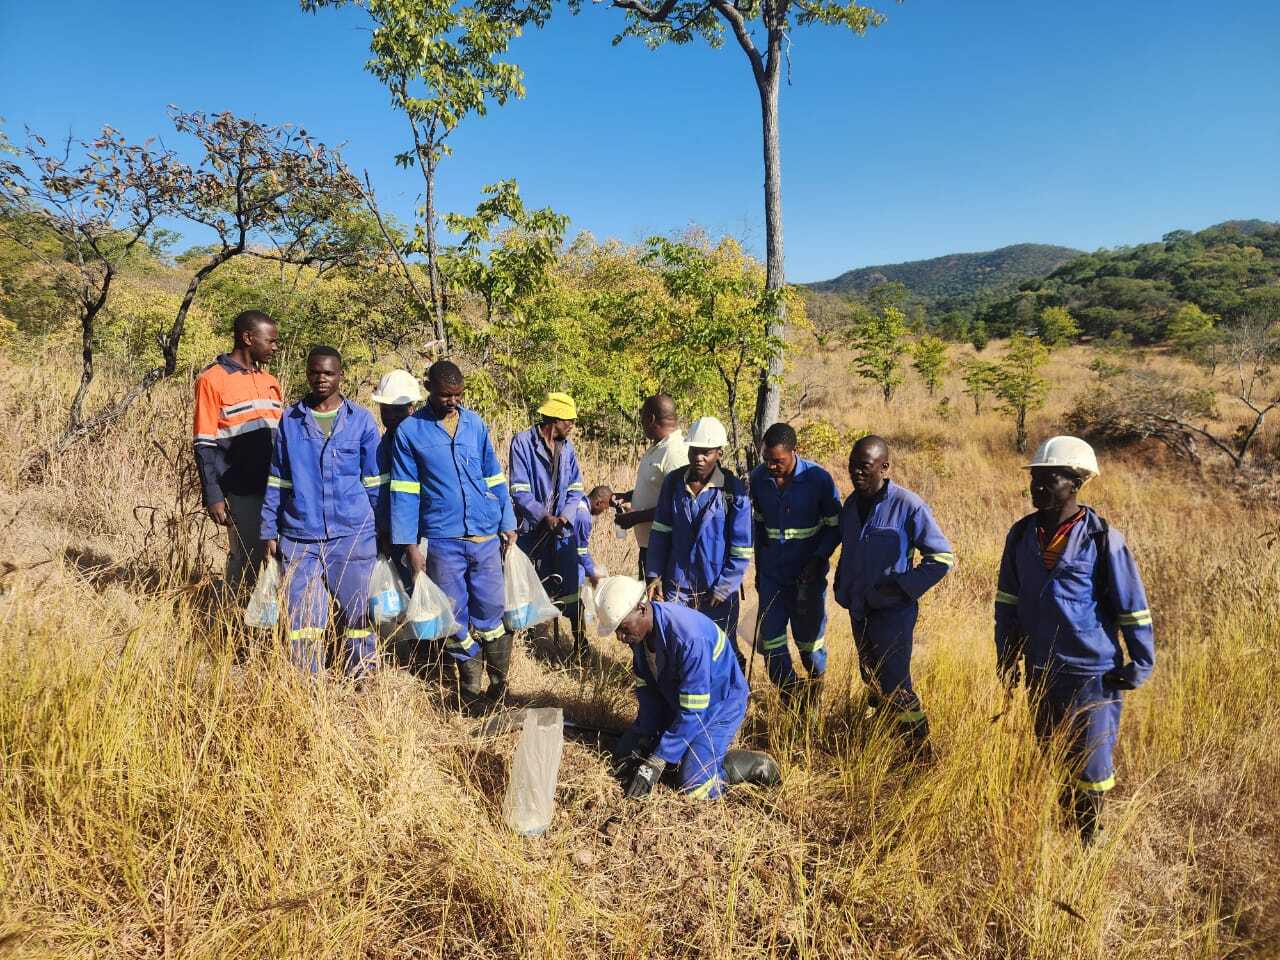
xmin=193 ymin=310 xmax=283 ymax=598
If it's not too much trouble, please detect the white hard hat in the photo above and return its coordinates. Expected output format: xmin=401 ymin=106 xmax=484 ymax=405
xmin=371 ymin=369 xmax=423 ymax=405
xmin=1024 ymin=435 xmax=1100 ymax=482
xmin=686 ymin=416 xmax=729 ymax=449
xmin=594 ymin=576 xmax=647 ymax=636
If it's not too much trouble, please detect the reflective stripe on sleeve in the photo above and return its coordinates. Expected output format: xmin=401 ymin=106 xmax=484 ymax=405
xmin=567 ymin=482 xmax=584 ymax=492
xmin=730 ymin=545 xmax=753 ymax=559
xmin=651 ymin=521 xmax=673 ymax=534
xmin=485 ymin=473 xmax=507 ymax=488
xmin=390 ymin=480 xmax=420 ymax=494
xmin=267 ymin=475 xmax=293 ymax=489
xmin=362 ymin=473 xmax=389 ymax=488
xmin=995 ymin=590 xmax=1018 ymax=606
xmin=678 ymin=692 xmax=710 ymax=710
xmin=1117 ymin=609 xmax=1153 ymax=626
xmin=712 ymin=628 xmax=727 ymax=661
xmin=924 ymin=551 xmax=956 ymax=567
xmin=509 ymin=482 xmax=531 ymax=493
xmin=822 ymin=515 xmax=839 ymax=527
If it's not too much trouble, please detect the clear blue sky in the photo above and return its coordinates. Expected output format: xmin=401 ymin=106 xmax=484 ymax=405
xmin=2 ymin=0 xmax=1278 ymax=281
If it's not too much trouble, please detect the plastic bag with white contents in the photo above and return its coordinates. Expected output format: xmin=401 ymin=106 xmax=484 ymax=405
xmin=244 ymin=557 xmax=282 ymax=628
xmin=406 ymin=570 xmax=460 ymax=641
xmin=369 ymin=556 xmax=409 ymax=624
xmin=502 ymin=545 xmax=560 ymax=632
xmin=502 ymin=707 xmax=564 ymax=836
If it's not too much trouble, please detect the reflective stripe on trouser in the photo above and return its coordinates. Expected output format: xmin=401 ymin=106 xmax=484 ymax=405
xmin=281 ymin=532 xmax=376 ymax=676
xmin=225 ymin=492 xmax=266 ymax=598
xmin=427 ymin=537 xmax=505 ymax=664
xmin=851 ymin=605 xmax=926 ymax=733
xmin=678 ymin=687 xmax=748 ymax=799
xmin=756 ymin=574 xmax=828 ymax=689
xmin=666 ymin=585 xmax=744 ymax=670
xmin=1028 ymin=668 xmax=1122 ymax=793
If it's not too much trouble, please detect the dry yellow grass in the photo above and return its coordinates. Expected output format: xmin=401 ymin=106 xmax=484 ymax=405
xmin=0 ymin=343 xmax=1277 ymax=959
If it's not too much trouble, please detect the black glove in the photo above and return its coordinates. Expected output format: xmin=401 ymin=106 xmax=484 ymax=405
xmin=610 ymin=749 xmax=644 ymax=783
xmin=1101 ymin=668 xmax=1136 ymax=691
xmin=624 ymin=756 xmax=666 ymax=799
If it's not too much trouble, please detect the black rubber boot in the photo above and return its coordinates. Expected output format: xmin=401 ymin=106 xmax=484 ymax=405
xmin=455 ymin=654 xmax=485 ymax=708
xmin=483 ymin=633 xmax=514 ymax=703
xmin=1073 ymin=789 xmax=1106 ymax=845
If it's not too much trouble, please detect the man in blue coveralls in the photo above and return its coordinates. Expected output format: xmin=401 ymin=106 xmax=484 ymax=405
xmin=597 ymin=576 xmax=749 ymax=800
xmin=261 ymin=346 xmax=383 ymax=677
xmin=995 ymin=436 xmax=1155 ymax=843
xmin=508 ymin=392 xmax=586 ymax=644
xmin=566 ymin=485 xmax=612 ymax=655
xmin=645 ymin=416 xmax=753 ymax=669
xmin=834 ymin=435 xmax=955 ymax=750
xmin=749 ymin=422 xmax=843 ymax=710
xmin=389 ymin=361 xmax=517 ymax=707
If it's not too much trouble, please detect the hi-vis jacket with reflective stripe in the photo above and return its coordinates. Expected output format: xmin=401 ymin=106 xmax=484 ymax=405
xmin=193 ymin=354 xmax=283 ymax=505
xmin=833 ymin=480 xmax=955 ymax=619
xmin=630 ymin=602 xmax=749 ymax=766
xmin=508 ymin=426 xmax=585 ymax=537
xmin=389 ymin=406 xmax=516 ymax=542
xmin=995 ymin=507 xmax=1155 ymax=686
xmin=572 ymin=500 xmax=597 ymax=580
xmin=646 ymin=466 xmax=752 ymax=604
xmin=748 ymin=457 xmax=842 ymax=583
xmin=261 ymin=398 xmax=381 ymax=542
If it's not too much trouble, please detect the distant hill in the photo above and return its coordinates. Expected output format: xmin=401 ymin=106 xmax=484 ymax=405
xmin=807 ymin=243 xmax=1083 ymax=303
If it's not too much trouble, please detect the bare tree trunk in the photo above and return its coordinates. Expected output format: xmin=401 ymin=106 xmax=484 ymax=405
xmin=68 ymin=276 xmax=112 ymax=430
xmin=750 ymin=55 xmax=785 ymax=457
xmin=1015 ymin=405 xmax=1028 ymax=453
xmin=423 ymin=150 xmax=448 ymax=350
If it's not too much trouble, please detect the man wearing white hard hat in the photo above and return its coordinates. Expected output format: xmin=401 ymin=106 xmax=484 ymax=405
xmin=371 ymin=369 xmax=423 ymax=555
xmin=644 ymin=415 xmax=753 ymax=669
xmin=596 ymin=576 xmax=749 ymax=800
xmin=994 ymin=435 xmax=1155 ymax=844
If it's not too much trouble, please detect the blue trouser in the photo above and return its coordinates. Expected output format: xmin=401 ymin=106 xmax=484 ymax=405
xmin=664 ymin=583 xmax=744 ymax=668
xmin=615 ymin=696 xmax=748 ymax=799
xmin=851 ymin=604 xmax=926 ymax=734
xmin=520 ymin=528 xmax=582 ymax=632
xmin=281 ymin=532 xmax=377 ymax=677
xmin=428 ymin=537 xmax=506 ymax=663
xmin=1028 ymin=668 xmax=1122 ymax=794
xmin=756 ymin=573 xmax=828 ymax=688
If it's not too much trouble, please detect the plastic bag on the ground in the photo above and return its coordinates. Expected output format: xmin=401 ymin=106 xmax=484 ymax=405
xmin=244 ymin=557 xmax=282 ymax=628
xmin=502 ymin=707 xmax=564 ymax=836
xmin=369 ymin=555 xmax=408 ymax=624
xmin=503 ymin=545 xmax=560 ymax=632
xmin=580 ymin=564 xmax=608 ymax=624
xmin=406 ymin=569 xmax=460 ymax=641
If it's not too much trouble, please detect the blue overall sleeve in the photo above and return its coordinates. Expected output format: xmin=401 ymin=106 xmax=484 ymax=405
xmin=508 ymin=433 xmax=545 ymax=527
xmin=993 ymin=525 xmax=1024 ymax=671
xmin=561 ymin=445 xmax=586 ymax=518
xmin=629 ymin=645 xmax=666 ymax=739
xmin=359 ymin=414 xmax=384 ymax=518
xmin=653 ymin=633 xmax=713 ymax=766
xmin=1103 ymin=530 xmax=1155 ymax=688
xmin=813 ymin=470 xmax=843 ymax=561
xmin=645 ymin=474 xmax=675 ymax=583
xmin=894 ymin=501 xmax=955 ymax=599
xmin=389 ymin=426 xmax=421 ymax=546
xmin=574 ymin=510 xmax=596 ymax=579
xmin=260 ymin=422 xmax=289 ymax=541
xmin=711 ymin=485 xmax=753 ymax=603
xmin=482 ymin=426 xmax=517 ymax=534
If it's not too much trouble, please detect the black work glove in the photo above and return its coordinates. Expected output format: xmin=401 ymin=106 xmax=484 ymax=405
xmin=610 ymin=749 xmax=644 ymax=783
xmin=624 ymin=756 xmax=666 ymax=799
xmin=1101 ymin=667 xmax=1137 ymax=691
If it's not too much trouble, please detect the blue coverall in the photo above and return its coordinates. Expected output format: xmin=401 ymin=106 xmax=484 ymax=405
xmin=646 ymin=466 xmax=753 ymax=665
xmin=508 ymin=426 xmax=586 ymax=621
xmin=833 ymin=480 xmax=955 ymax=735
xmin=389 ymin=406 xmax=516 ymax=663
xmin=749 ymin=457 xmax=842 ymax=689
xmin=572 ymin=500 xmax=598 ymax=583
xmin=614 ymin=602 xmax=750 ymax=798
xmin=995 ymin=508 xmax=1155 ymax=796
xmin=261 ymin=398 xmax=384 ymax=676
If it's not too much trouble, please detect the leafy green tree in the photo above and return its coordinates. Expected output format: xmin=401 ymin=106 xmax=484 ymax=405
xmin=993 ymin=332 xmax=1049 ymax=452
xmin=1038 ymin=305 xmax=1080 ymax=347
xmin=911 ymin=334 xmax=949 ymax=395
xmin=303 ymin=0 xmax=527 ymax=346
xmin=848 ymin=305 xmax=908 ymax=404
xmin=593 ymin=0 xmax=891 ymax=449
xmin=958 ymin=356 xmax=998 ymax=414
xmin=1166 ymin=303 xmax=1219 ymax=370
xmin=970 ymin=318 xmax=989 ymax=351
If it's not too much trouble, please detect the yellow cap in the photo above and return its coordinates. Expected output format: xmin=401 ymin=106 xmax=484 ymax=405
xmin=537 ymin=391 xmax=577 ymax=421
